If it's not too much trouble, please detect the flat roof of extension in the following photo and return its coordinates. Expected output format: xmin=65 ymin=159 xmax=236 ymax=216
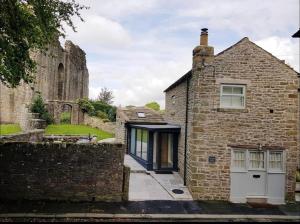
xmin=129 ymin=124 xmax=181 ymax=131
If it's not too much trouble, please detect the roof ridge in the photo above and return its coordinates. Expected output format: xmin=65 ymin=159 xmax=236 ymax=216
xmin=215 ymin=37 xmax=249 ymax=57
xmin=215 ymin=37 xmax=299 ymax=74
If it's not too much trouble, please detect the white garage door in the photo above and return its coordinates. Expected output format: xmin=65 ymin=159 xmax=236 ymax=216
xmin=230 ymin=149 xmax=285 ymax=204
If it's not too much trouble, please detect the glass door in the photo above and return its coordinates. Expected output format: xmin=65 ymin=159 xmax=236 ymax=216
xmin=157 ymin=133 xmax=173 ymax=169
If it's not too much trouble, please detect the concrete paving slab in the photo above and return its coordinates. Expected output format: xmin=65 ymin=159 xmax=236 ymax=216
xmin=125 ymin=154 xmax=193 ymax=201
xmin=129 ymin=173 xmax=173 ymax=201
xmin=124 ymin=155 xmax=145 ymax=173
xmin=150 ymin=171 xmax=193 ymax=200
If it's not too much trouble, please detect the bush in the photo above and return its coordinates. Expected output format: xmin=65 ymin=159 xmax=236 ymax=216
xmin=145 ymin=101 xmax=160 ymax=111
xmin=60 ymin=112 xmax=71 ymax=124
xmin=96 ymin=111 xmax=108 ymax=120
xmin=90 ymin=100 xmax=116 ymax=122
xmin=77 ymin=98 xmax=95 ymax=115
xmin=30 ymin=94 xmax=53 ymax=124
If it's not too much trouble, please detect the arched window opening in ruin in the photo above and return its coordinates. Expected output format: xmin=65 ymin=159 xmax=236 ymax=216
xmin=60 ymin=104 xmax=72 ymax=124
xmin=57 ymin=63 xmax=64 ymax=100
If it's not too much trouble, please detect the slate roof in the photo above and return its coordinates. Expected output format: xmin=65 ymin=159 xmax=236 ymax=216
xmin=118 ymin=107 xmax=166 ymax=124
xmin=164 ymin=70 xmax=192 ymax=92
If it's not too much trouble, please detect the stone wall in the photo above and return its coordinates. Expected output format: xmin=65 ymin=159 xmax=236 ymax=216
xmin=83 ymin=114 xmax=116 ymax=134
xmin=115 ymin=109 xmax=127 ymax=145
xmin=0 ymin=39 xmax=89 ymax=127
xmin=0 ymin=129 xmax=45 ymax=142
xmin=0 ymin=142 xmax=128 ymax=202
xmin=165 ymin=80 xmax=189 ymax=178
xmin=186 ymin=38 xmax=299 ymax=201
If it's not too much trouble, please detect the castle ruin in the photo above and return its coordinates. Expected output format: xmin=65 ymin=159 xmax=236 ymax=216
xmin=0 ymin=39 xmax=89 ymax=130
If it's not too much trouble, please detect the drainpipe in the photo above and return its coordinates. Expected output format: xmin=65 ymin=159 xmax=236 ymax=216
xmin=183 ymin=76 xmax=190 ymax=186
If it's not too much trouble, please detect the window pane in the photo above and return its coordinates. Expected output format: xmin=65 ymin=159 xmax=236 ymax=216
xmin=136 ymin=129 xmax=142 ymax=157
xmin=141 ymin=130 xmax=148 ymax=160
xmin=233 ymin=87 xmax=243 ymax=94
xmin=221 ymin=95 xmax=231 ymax=107
xmin=269 ymin=152 xmax=283 ymax=171
xmin=221 ymin=85 xmax=245 ymax=109
xmin=233 ymin=151 xmax=246 ymax=168
xmin=168 ymin=134 xmax=173 ymax=167
xmin=223 ymin=86 xmax=232 ymax=94
xmin=130 ymin=128 xmax=136 ymax=154
xmin=250 ymin=152 xmax=264 ymax=169
xmin=231 ymin=96 xmax=243 ymax=107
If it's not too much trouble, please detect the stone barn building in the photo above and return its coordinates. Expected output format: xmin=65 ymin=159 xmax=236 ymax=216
xmin=117 ymin=29 xmax=299 ymax=204
xmin=0 ymin=39 xmax=89 ymax=130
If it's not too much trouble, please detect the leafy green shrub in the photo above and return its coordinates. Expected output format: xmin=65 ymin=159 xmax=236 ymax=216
xmin=90 ymin=100 xmax=116 ymax=122
xmin=30 ymin=94 xmax=53 ymax=124
xmin=60 ymin=112 xmax=71 ymax=124
xmin=77 ymin=98 xmax=95 ymax=115
xmin=96 ymin=111 xmax=108 ymax=120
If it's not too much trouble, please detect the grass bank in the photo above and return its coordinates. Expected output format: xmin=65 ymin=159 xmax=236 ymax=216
xmin=0 ymin=124 xmax=22 ymax=135
xmin=45 ymin=124 xmax=114 ymax=140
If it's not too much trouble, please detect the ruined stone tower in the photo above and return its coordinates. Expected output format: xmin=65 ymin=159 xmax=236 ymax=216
xmin=0 ymin=39 xmax=89 ymax=129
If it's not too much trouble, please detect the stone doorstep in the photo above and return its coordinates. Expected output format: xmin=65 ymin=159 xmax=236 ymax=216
xmin=0 ymin=213 xmax=299 ymax=221
xmin=246 ymin=196 xmax=268 ymax=204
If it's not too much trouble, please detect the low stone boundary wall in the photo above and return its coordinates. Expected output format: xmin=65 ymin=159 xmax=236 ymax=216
xmin=0 ymin=129 xmax=44 ymax=142
xmin=83 ymin=114 xmax=116 ymax=134
xmin=0 ymin=142 xmax=128 ymax=202
xmin=43 ymin=135 xmax=87 ymax=143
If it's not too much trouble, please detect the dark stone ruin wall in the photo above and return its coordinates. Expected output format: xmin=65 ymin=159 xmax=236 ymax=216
xmin=0 ymin=142 xmax=128 ymax=202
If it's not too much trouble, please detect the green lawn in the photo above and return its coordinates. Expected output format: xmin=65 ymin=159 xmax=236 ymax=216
xmin=0 ymin=124 xmax=22 ymax=135
xmin=45 ymin=124 xmax=114 ymax=140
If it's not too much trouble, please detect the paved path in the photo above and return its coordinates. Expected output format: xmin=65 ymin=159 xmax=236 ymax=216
xmin=124 ymin=155 xmax=192 ymax=201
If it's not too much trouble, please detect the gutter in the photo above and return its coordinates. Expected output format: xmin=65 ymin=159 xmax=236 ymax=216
xmin=183 ymin=75 xmax=190 ymax=186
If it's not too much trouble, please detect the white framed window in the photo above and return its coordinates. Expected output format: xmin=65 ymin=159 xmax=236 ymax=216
xmin=220 ymin=84 xmax=245 ymax=109
xmin=232 ymin=150 xmax=246 ymax=170
xmin=249 ymin=151 xmax=265 ymax=170
xmin=268 ymin=151 xmax=284 ymax=172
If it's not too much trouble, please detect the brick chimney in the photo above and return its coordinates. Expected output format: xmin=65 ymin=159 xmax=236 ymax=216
xmin=193 ymin=28 xmax=214 ymax=66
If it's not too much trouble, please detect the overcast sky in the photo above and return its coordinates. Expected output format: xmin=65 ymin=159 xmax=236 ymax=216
xmin=62 ymin=0 xmax=299 ymax=108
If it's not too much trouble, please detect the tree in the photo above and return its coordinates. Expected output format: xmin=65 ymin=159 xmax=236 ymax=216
xmin=30 ymin=93 xmax=53 ymax=124
xmin=97 ymin=87 xmax=114 ymax=105
xmin=145 ymin=101 xmax=160 ymax=111
xmin=77 ymin=98 xmax=95 ymax=115
xmin=0 ymin=0 xmax=87 ymax=87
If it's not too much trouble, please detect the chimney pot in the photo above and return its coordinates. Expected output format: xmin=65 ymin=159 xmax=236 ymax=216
xmin=200 ymin=28 xmax=208 ymax=46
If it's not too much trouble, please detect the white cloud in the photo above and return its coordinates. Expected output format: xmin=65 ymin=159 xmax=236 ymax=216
xmin=64 ymin=15 xmax=132 ymax=51
xmin=255 ymin=36 xmax=299 ymax=72
xmin=76 ymin=0 xmax=158 ymax=20
xmin=177 ymin=0 xmax=298 ymax=38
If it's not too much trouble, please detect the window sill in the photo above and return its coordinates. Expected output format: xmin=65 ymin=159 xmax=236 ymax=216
xmin=216 ymin=108 xmax=249 ymax=113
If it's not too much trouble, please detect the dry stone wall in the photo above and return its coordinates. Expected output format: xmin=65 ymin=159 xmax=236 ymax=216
xmin=83 ymin=114 xmax=116 ymax=134
xmin=0 ymin=142 xmax=128 ymax=202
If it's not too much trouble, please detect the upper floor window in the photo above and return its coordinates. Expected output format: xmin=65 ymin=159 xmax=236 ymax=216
xmin=220 ymin=84 xmax=245 ymax=109
xmin=171 ymin=95 xmax=176 ymax=104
